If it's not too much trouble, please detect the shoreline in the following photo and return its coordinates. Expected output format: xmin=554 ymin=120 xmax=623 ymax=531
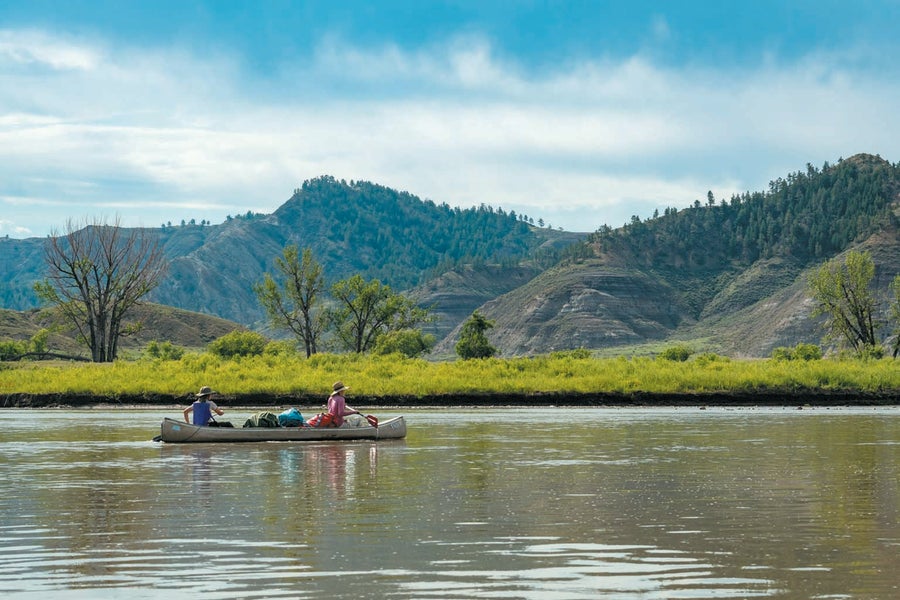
xmin=3 ymin=389 xmax=898 ymax=409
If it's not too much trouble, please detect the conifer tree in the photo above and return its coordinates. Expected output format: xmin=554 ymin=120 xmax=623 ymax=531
xmin=456 ymin=311 xmax=498 ymax=359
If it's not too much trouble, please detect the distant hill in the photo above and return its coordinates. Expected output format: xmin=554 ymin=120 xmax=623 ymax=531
xmin=1 ymin=177 xmax=579 ymax=326
xmin=3 ymin=155 xmax=899 ymax=358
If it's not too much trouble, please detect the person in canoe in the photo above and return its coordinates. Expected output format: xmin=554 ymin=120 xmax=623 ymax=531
xmin=327 ymin=381 xmax=360 ymax=426
xmin=308 ymin=381 xmax=360 ymax=427
xmin=183 ymin=386 xmax=225 ymax=426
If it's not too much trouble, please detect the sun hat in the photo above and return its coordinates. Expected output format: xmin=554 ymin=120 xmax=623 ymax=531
xmin=196 ymin=386 xmax=217 ymax=397
xmin=331 ymin=381 xmax=349 ymax=395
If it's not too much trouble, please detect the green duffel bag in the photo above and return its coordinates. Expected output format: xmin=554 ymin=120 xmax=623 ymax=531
xmin=242 ymin=411 xmax=280 ymax=428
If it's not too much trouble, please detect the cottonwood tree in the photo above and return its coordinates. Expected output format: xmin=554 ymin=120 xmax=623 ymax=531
xmin=328 ymin=274 xmax=431 ymax=353
xmin=35 ymin=218 xmax=167 ymax=362
xmin=807 ymin=249 xmax=879 ymax=356
xmin=254 ymin=245 xmax=325 ymax=357
xmin=889 ymin=275 xmax=900 ymax=358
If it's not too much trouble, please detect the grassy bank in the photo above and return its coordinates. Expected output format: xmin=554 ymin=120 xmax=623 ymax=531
xmin=2 ymin=352 xmax=899 ymax=406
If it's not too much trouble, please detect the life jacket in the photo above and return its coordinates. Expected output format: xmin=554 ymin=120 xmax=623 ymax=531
xmin=192 ymin=400 xmax=212 ymax=426
xmin=307 ymin=412 xmax=335 ymax=428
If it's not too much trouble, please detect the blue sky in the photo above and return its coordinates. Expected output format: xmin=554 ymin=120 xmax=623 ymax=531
xmin=2 ymin=1 xmax=899 ymax=238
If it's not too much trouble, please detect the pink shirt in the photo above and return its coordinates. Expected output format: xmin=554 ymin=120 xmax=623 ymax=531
xmin=326 ymin=394 xmax=353 ymax=426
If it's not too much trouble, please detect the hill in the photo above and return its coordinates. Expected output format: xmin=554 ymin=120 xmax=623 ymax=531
xmin=0 ymin=304 xmax=243 ymax=359
xmin=430 ymin=153 xmax=900 ymax=357
xmin=2 ymin=155 xmax=899 ymax=359
xmin=0 ymin=177 xmax=579 ymax=327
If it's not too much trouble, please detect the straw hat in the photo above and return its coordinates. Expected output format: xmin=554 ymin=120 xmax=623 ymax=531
xmin=331 ymin=381 xmax=349 ymax=395
xmin=196 ymin=386 xmax=217 ymax=397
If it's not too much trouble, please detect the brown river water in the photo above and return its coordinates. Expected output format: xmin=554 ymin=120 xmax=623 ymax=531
xmin=0 ymin=407 xmax=898 ymax=599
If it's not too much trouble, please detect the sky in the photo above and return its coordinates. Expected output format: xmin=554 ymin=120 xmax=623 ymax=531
xmin=1 ymin=1 xmax=899 ymax=239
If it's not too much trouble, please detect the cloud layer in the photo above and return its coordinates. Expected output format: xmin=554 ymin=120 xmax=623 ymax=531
xmin=1 ymin=27 xmax=898 ymax=237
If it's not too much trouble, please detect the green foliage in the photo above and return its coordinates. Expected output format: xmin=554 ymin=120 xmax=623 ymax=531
xmin=658 ymin=344 xmax=693 ymax=362
xmin=4 ymin=352 xmax=900 ymax=399
xmin=808 ymin=250 xmax=879 ymax=355
xmin=792 ymin=343 xmax=823 ymax=361
xmin=857 ymin=344 xmax=885 ymax=360
xmin=890 ymin=275 xmax=900 ymax=358
xmin=328 ymin=274 xmax=431 ymax=353
xmin=29 ymin=329 xmax=50 ymax=355
xmin=373 ymin=329 xmax=436 ymax=358
xmin=771 ymin=347 xmax=792 ymax=361
xmin=0 ymin=329 xmax=53 ymax=361
xmin=144 ymin=340 xmax=186 ymax=361
xmin=588 ymin=155 xmax=900 ymax=318
xmin=550 ymin=348 xmax=593 ymax=360
xmin=0 ymin=339 xmax=27 ymax=361
xmin=254 ymin=245 xmax=325 ymax=358
xmin=263 ymin=340 xmax=301 ymax=357
xmin=208 ymin=330 xmax=269 ymax=358
xmin=693 ymin=352 xmax=729 ymax=366
xmin=456 ymin=311 xmax=498 ymax=359
xmin=294 ymin=176 xmax=542 ymax=288
xmin=591 ymin=155 xmax=898 ymax=269
xmin=772 ymin=343 xmax=823 ymax=361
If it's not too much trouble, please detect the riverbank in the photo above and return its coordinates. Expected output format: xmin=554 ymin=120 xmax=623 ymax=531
xmin=4 ymin=389 xmax=897 ymax=409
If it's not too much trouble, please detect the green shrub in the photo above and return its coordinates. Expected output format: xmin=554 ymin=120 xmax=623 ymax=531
xmin=858 ymin=344 xmax=884 ymax=360
xmin=0 ymin=340 xmax=26 ymax=361
xmin=772 ymin=343 xmax=823 ymax=361
xmin=659 ymin=344 xmax=693 ymax=362
xmin=208 ymin=330 xmax=269 ymax=358
xmin=792 ymin=343 xmax=823 ymax=361
xmin=29 ymin=329 xmax=50 ymax=355
xmin=263 ymin=340 xmax=300 ymax=357
xmin=771 ymin=347 xmax=793 ymax=361
xmin=144 ymin=340 xmax=186 ymax=361
xmin=694 ymin=352 xmax=728 ymax=366
xmin=456 ymin=311 xmax=498 ymax=360
xmin=373 ymin=329 xmax=436 ymax=358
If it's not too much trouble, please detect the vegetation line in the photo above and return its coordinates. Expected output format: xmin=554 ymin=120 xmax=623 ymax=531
xmin=2 ymin=352 xmax=898 ymax=407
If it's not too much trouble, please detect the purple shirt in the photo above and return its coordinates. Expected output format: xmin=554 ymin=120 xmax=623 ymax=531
xmin=327 ymin=394 xmax=353 ymax=426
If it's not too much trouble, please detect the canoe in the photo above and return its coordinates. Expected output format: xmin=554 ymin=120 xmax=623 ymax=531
xmin=158 ymin=415 xmax=406 ymax=443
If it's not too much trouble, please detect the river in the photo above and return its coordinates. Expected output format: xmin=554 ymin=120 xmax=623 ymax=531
xmin=0 ymin=407 xmax=898 ymax=599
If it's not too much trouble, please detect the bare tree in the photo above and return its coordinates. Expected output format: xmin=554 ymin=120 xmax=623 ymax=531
xmin=35 ymin=217 xmax=167 ymax=362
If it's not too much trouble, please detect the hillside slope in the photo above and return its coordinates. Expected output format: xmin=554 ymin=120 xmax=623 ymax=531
xmin=1 ymin=177 xmax=568 ymax=327
xmin=0 ymin=304 xmax=243 ymax=358
xmin=433 ymin=154 xmax=900 ymax=357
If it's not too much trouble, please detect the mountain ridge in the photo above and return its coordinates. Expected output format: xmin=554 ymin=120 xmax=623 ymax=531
xmin=2 ymin=154 xmax=899 ymax=358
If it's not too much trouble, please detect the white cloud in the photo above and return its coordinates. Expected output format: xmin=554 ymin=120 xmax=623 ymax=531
xmin=0 ymin=28 xmax=898 ymax=238
xmin=0 ymin=29 xmax=100 ymax=70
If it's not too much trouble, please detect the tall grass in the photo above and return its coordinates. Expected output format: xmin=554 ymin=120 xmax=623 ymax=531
xmin=2 ymin=352 xmax=899 ymax=399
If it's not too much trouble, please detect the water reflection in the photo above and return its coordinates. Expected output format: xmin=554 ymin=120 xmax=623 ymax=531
xmin=189 ymin=446 xmax=214 ymax=501
xmin=0 ymin=408 xmax=898 ymax=599
xmin=406 ymin=540 xmax=775 ymax=599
